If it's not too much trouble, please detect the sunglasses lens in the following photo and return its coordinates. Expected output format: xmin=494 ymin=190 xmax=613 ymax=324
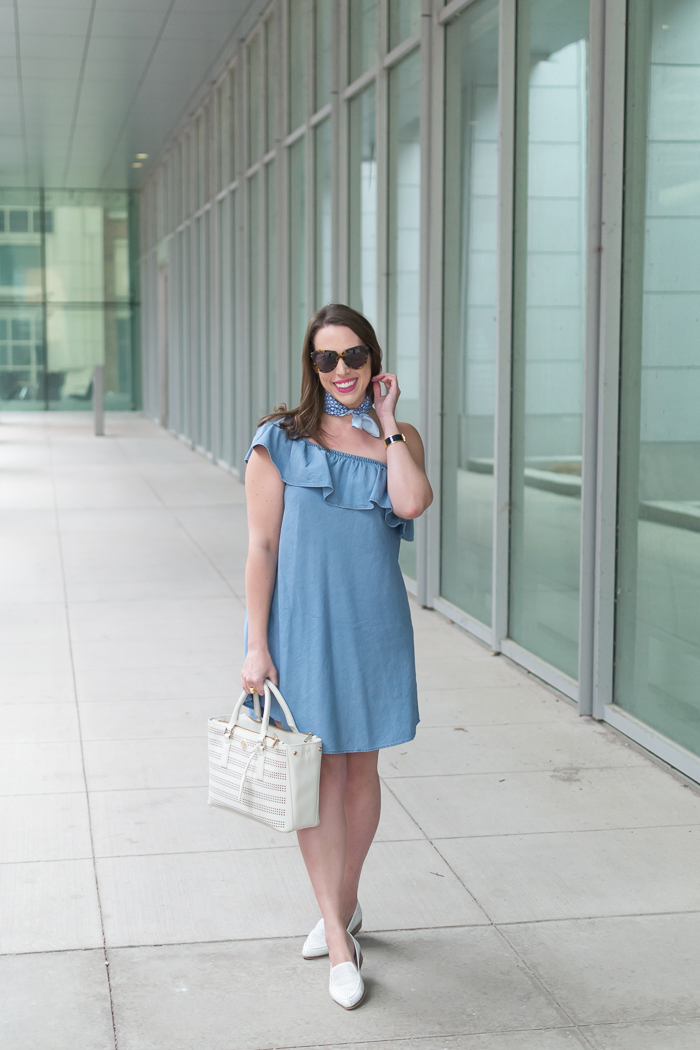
xmin=343 ymin=348 xmax=369 ymax=369
xmin=313 ymin=352 xmax=338 ymax=372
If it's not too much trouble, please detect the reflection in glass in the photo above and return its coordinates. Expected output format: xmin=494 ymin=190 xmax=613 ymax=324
xmin=349 ymin=0 xmax=377 ymax=84
xmin=266 ymin=17 xmax=277 ymax=153
xmin=289 ymin=138 xmax=306 ymax=404
xmin=248 ymin=33 xmax=262 ymax=165
xmin=315 ymin=0 xmax=333 ymax=111
xmin=198 ymin=210 xmax=211 ymax=449
xmin=389 ymin=0 xmax=421 ymax=51
xmin=388 ymin=50 xmax=421 ymax=579
xmin=441 ymin=0 xmax=499 ymax=626
xmin=289 ymin=0 xmax=309 ymax=132
xmin=228 ymin=71 xmax=236 ymax=181
xmin=349 ymin=85 xmax=377 ymax=326
xmin=509 ymin=0 xmax=589 ymax=678
xmin=315 ymin=119 xmax=332 ymax=308
xmin=616 ymin=0 xmax=700 ymax=755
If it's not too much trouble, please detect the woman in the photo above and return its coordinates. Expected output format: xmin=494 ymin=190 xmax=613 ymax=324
xmin=241 ymin=303 xmax=432 ymax=1009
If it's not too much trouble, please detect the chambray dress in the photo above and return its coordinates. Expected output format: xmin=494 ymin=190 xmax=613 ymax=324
xmin=244 ymin=421 xmax=419 ymax=753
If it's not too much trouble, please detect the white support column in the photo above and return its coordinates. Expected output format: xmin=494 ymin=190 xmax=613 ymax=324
xmin=593 ymin=0 xmax=627 ymax=720
xmin=491 ymin=0 xmax=517 ymax=652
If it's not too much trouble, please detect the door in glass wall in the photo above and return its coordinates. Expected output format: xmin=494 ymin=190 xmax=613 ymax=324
xmin=616 ymin=0 xmax=700 ymax=755
xmin=509 ymin=0 xmax=589 ymax=679
xmin=441 ymin=0 xmax=499 ymax=627
xmin=388 ymin=49 xmax=421 ymax=580
xmin=348 ymin=84 xmax=377 ymax=326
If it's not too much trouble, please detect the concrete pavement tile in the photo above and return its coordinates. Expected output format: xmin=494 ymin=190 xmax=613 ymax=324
xmin=0 ymin=668 xmax=76 ymax=703
xmin=107 ymin=928 xmax=566 ymax=1048
xmin=0 ymin=534 xmax=65 ymax=602
xmin=438 ymin=826 xmax=700 ymax=923
xmin=0 ymin=792 xmax=92 ymax=862
xmin=88 ymin=782 xmax=422 ymax=859
xmin=52 ymin=466 xmax=162 ymax=509
xmin=0 ymin=600 xmax=67 ymax=630
xmin=0 ymin=639 xmax=73 ymax=675
xmin=71 ymin=633 xmax=241 ymax=671
xmin=0 ymin=702 xmax=80 ymax=742
xmin=57 ymin=506 xmax=180 ymax=534
xmin=79 ymin=697 xmax=229 ymax=740
xmin=65 ymin=574 xmax=233 ymax=603
xmin=0 ymin=471 xmax=55 ymax=509
xmin=0 ymin=508 xmax=58 ymax=532
xmin=0 ymin=741 xmax=86 ymax=795
xmin=83 ymin=736 xmax=206 ymax=791
xmin=49 ymin=440 xmax=130 ymax=465
xmin=74 ymin=663 xmax=236 ymax=701
xmin=504 ymin=913 xmax=700 ymax=1025
xmin=117 ymin=437 xmax=203 ymax=463
xmin=97 ymin=838 xmax=486 ymax=947
xmin=136 ymin=463 xmax=245 ymax=507
xmin=584 ymin=1020 xmax=700 ymax=1049
xmin=0 ymin=949 xmax=114 ymax=1050
xmin=417 ymin=686 xmax=576 ymax=727
xmin=414 ymin=655 xmax=528 ymax=689
xmin=66 ymin=595 xmax=244 ymax=637
xmin=359 ymin=839 xmax=489 ymax=930
xmin=97 ymin=846 xmax=318 ymax=945
xmin=0 ymin=858 xmax=102 ymax=952
xmin=379 ymin=722 xmax=647 ymax=779
xmin=308 ymin=1034 xmax=586 ymax=1050
xmin=387 ymin=766 xmax=700 ymax=838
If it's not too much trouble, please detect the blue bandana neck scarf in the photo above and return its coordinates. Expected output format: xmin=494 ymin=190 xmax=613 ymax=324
xmin=323 ymin=390 xmax=380 ymax=437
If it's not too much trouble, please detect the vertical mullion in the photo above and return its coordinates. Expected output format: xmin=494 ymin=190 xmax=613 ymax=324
xmin=492 ymin=0 xmax=516 ymax=651
xmin=424 ymin=0 xmax=445 ymax=607
xmin=375 ymin=0 xmax=390 ymax=352
xmin=593 ymin=0 xmax=627 ymax=719
xmin=578 ymin=0 xmax=606 ymax=715
xmin=415 ymin=0 xmax=433 ymax=606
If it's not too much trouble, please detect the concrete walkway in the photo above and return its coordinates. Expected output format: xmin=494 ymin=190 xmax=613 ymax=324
xmin=2 ymin=411 xmax=700 ymax=1050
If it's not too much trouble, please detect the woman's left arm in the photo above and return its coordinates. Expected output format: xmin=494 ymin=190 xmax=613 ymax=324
xmin=373 ymin=373 xmax=433 ymax=520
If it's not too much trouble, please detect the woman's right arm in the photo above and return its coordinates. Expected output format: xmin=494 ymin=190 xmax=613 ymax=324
xmin=241 ymin=445 xmax=285 ymax=694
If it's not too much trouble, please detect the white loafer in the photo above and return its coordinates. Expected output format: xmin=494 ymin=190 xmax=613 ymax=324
xmin=329 ymin=934 xmax=365 ymax=1010
xmin=302 ymin=901 xmax=362 ymax=959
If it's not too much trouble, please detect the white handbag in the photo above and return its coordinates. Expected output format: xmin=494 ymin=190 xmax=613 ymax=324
xmin=208 ymin=679 xmax=322 ymax=832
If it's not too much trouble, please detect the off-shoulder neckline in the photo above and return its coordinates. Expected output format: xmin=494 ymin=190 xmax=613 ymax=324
xmin=300 ymin=435 xmax=387 ymax=469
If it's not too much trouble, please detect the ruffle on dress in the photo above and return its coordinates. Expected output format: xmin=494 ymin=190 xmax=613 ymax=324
xmin=246 ymin=421 xmax=414 ymax=541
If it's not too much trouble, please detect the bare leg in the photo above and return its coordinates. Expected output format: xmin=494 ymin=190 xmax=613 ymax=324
xmin=297 ymin=754 xmax=354 ymax=965
xmin=342 ymin=751 xmax=381 ymax=923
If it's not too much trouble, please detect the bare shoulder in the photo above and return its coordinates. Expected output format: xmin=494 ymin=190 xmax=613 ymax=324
xmin=396 ymin=422 xmax=425 ymax=466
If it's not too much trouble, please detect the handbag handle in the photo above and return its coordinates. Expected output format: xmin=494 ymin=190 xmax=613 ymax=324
xmin=224 ymin=679 xmax=299 ymax=742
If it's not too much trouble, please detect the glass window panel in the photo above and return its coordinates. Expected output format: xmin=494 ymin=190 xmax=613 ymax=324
xmin=389 ymin=0 xmax=421 ymax=51
xmin=508 ymin=0 xmax=589 ymax=679
xmin=199 ymin=210 xmax=210 ymax=450
xmin=314 ymin=119 xmax=332 ymax=308
xmin=440 ymin=0 xmax=499 ymax=626
xmin=289 ymin=137 xmax=307 ymax=404
xmin=229 ymin=70 xmax=237 ymax=179
xmin=289 ymin=0 xmax=309 ymax=132
xmin=349 ymin=0 xmax=377 ymax=84
xmin=248 ymin=173 xmax=263 ymax=424
xmin=615 ymin=0 xmax=700 ymax=755
xmin=0 ymin=305 xmax=43 ymax=406
xmin=388 ymin=50 xmax=421 ymax=579
xmin=315 ymin=0 xmax=333 ymax=110
xmin=266 ymin=162 xmax=277 ymax=409
xmin=248 ymin=33 xmax=262 ymax=165
xmin=223 ymin=191 xmax=237 ymax=465
xmin=217 ymin=83 xmax=226 ymax=190
xmin=265 ymin=17 xmax=277 ymax=153
xmin=348 ymin=84 xmax=377 ymax=326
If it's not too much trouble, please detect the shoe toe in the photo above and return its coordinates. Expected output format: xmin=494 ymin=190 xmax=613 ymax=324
xmin=302 ymin=918 xmax=327 ymax=959
xmin=329 ymin=961 xmax=365 ymax=1009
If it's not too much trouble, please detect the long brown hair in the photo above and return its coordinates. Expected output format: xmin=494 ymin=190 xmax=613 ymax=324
xmin=259 ymin=303 xmax=383 ymax=446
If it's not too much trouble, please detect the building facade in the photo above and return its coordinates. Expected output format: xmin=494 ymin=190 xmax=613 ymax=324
xmin=139 ymin=0 xmax=700 ymax=782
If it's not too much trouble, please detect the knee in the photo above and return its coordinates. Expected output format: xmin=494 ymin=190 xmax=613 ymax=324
xmin=345 ymin=753 xmax=379 ymax=792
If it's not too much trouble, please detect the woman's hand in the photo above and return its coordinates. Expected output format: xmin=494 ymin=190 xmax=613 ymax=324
xmin=372 ymin=373 xmax=401 ymax=432
xmin=241 ymin=645 xmax=278 ymax=696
